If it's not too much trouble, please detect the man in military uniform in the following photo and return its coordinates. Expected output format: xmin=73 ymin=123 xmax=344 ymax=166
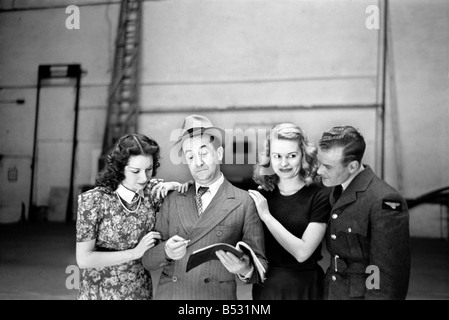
xmin=317 ymin=126 xmax=410 ymax=300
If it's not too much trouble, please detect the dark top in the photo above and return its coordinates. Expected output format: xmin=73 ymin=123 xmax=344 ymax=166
xmin=262 ymin=182 xmax=331 ymax=270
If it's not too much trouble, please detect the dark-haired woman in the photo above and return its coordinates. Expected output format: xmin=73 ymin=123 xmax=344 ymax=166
xmin=76 ymin=134 xmax=191 ymax=300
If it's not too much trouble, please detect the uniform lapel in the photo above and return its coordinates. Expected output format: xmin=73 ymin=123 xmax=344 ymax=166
xmin=186 ymin=179 xmax=240 ymax=247
xmin=333 ymin=165 xmax=375 ymax=209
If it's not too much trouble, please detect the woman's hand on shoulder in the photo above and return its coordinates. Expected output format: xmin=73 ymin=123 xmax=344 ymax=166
xmin=248 ymin=189 xmax=271 ymax=221
xmin=150 ymin=180 xmax=193 ymax=199
xmin=177 ymin=180 xmax=194 ymax=193
xmin=150 ymin=179 xmax=170 ymax=199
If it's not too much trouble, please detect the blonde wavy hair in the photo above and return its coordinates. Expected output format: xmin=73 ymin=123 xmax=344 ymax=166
xmin=253 ymin=123 xmax=319 ymax=191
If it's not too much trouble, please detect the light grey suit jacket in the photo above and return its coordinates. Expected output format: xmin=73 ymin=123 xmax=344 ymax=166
xmin=142 ymin=178 xmax=268 ymax=300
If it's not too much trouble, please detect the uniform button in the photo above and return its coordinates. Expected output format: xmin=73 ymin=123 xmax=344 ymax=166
xmin=348 ymin=228 xmax=352 ymax=233
xmin=175 ymin=227 xmax=180 ymax=233
xmin=331 ymin=275 xmax=337 ymax=281
xmin=216 ymin=231 xmax=222 ymax=236
xmin=331 ymin=214 xmax=338 ymax=219
xmin=331 ymin=234 xmax=337 ymax=240
xmin=172 ymin=276 xmax=177 ymax=282
xmin=204 ymin=278 xmax=210 ymax=283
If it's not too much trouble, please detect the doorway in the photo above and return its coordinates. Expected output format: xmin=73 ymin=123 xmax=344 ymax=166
xmin=29 ymin=64 xmax=81 ymax=222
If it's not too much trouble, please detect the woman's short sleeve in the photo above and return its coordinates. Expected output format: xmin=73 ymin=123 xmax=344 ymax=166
xmin=309 ymin=184 xmax=332 ymax=223
xmin=76 ymin=190 xmax=103 ymax=242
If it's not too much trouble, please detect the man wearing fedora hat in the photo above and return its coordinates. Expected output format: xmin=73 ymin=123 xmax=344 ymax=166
xmin=142 ymin=115 xmax=268 ymax=300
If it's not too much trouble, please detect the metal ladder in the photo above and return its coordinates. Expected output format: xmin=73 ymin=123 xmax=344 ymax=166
xmin=102 ymin=0 xmax=143 ymax=158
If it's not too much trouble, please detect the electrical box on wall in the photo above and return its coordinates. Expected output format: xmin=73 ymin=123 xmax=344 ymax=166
xmin=8 ymin=167 xmax=18 ymax=182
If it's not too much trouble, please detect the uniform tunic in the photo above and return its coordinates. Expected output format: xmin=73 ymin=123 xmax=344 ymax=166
xmin=324 ymin=166 xmax=411 ymax=300
xmin=76 ymin=182 xmax=161 ymax=300
xmin=252 ymin=182 xmax=331 ymax=300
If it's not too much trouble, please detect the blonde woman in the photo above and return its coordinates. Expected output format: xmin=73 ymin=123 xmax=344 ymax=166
xmin=249 ymin=123 xmax=331 ymax=300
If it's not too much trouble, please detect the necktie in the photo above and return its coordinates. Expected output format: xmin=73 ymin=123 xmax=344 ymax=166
xmin=131 ymin=193 xmax=140 ymax=203
xmin=196 ymin=186 xmax=209 ymax=215
xmin=333 ymin=185 xmax=343 ymax=202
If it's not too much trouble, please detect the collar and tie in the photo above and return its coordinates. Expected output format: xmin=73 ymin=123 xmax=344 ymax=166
xmin=333 ymin=185 xmax=343 ymax=202
xmin=115 ymin=184 xmax=143 ymax=213
xmin=195 ymin=186 xmax=209 ymax=215
xmin=116 ymin=184 xmax=143 ymax=204
xmin=131 ymin=193 xmax=140 ymax=203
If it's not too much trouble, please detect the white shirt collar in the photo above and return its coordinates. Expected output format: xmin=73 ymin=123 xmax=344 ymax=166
xmin=116 ymin=184 xmax=144 ymax=203
xmin=195 ymin=172 xmax=224 ymax=196
xmin=342 ymin=164 xmax=365 ymax=190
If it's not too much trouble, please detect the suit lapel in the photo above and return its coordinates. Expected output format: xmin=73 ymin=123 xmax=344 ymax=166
xmin=187 ymin=179 xmax=240 ymax=247
xmin=176 ymin=187 xmax=199 ymax=235
xmin=333 ymin=165 xmax=375 ymax=210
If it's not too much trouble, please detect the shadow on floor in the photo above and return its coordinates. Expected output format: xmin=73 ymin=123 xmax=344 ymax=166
xmin=0 ymin=222 xmax=448 ymax=300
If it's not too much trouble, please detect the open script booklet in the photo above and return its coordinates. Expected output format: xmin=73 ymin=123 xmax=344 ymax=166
xmin=186 ymin=241 xmax=266 ymax=282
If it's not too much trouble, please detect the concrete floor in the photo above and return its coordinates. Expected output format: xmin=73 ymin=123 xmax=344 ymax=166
xmin=0 ymin=222 xmax=448 ymax=300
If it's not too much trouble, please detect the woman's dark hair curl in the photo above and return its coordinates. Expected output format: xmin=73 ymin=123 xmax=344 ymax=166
xmin=96 ymin=134 xmax=161 ymax=191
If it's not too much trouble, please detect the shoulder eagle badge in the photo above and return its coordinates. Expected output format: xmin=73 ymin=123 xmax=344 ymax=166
xmin=382 ymin=200 xmax=402 ymax=211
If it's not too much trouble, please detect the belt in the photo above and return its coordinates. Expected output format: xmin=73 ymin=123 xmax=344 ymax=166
xmin=331 ymin=255 xmax=367 ymax=274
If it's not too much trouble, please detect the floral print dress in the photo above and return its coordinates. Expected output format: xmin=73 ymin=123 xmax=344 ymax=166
xmin=76 ymin=182 xmax=161 ymax=300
